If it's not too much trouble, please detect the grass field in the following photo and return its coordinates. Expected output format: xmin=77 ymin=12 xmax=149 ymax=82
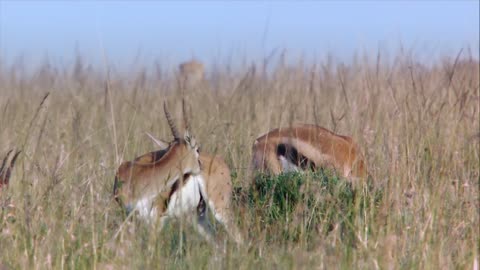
xmin=0 ymin=49 xmax=479 ymax=269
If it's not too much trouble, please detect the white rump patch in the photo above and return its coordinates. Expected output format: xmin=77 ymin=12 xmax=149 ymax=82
xmin=129 ymin=175 xmax=207 ymax=223
xmin=167 ymin=174 xmax=206 ymax=218
xmin=278 ymin=155 xmax=300 ymax=172
xmin=132 ymin=193 xmax=158 ymax=221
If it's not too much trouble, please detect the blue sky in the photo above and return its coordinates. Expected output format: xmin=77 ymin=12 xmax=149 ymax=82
xmin=0 ymin=1 xmax=478 ymax=68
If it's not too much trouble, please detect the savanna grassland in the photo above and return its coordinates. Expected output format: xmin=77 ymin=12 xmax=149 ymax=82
xmin=0 ymin=49 xmax=479 ymax=269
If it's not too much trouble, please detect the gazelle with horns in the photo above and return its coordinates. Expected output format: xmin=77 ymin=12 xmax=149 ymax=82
xmin=252 ymin=124 xmax=367 ymax=182
xmin=114 ymin=101 xmax=242 ymax=245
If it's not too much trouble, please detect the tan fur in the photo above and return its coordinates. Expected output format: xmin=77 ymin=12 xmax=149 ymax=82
xmin=178 ymin=60 xmax=205 ymax=89
xmin=252 ymin=124 xmax=366 ymax=181
xmin=197 ymin=153 xmax=243 ymax=244
xmin=114 ymin=140 xmax=200 ymax=209
xmin=115 ymin=150 xmax=243 ymax=245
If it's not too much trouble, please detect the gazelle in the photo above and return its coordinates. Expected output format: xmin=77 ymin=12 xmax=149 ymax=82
xmin=252 ymin=124 xmax=367 ymax=182
xmin=146 ymin=132 xmax=243 ymax=245
xmin=113 ymin=101 xmax=242 ymax=245
xmin=0 ymin=149 xmax=21 ymax=193
xmin=178 ymin=60 xmax=205 ymax=90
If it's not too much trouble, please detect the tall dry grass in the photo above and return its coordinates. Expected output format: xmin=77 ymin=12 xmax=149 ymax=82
xmin=0 ymin=48 xmax=478 ymax=269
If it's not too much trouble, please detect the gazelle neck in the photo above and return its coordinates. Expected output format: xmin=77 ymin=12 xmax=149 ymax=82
xmin=137 ymin=142 xmax=197 ymax=197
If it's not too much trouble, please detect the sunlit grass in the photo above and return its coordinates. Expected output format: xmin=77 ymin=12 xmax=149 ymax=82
xmin=0 ymin=48 xmax=478 ymax=269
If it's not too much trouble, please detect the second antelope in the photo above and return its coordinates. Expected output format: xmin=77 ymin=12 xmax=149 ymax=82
xmin=178 ymin=59 xmax=205 ymax=90
xmin=252 ymin=124 xmax=366 ymax=182
xmin=114 ymin=101 xmax=242 ymax=245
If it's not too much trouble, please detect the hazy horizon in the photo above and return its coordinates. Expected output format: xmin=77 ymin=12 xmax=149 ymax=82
xmin=1 ymin=1 xmax=478 ymax=70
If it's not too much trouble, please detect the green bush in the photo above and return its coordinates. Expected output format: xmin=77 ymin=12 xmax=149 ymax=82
xmin=235 ymin=170 xmax=382 ymax=247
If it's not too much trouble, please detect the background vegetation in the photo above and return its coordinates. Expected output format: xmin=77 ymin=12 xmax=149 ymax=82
xmin=0 ymin=48 xmax=478 ymax=269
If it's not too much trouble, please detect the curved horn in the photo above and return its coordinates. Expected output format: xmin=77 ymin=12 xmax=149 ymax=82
xmin=182 ymin=98 xmax=190 ymax=132
xmin=9 ymin=151 xmax=21 ymax=170
xmin=4 ymin=150 xmax=20 ymax=183
xmin=163 ymin=101 xmax=180 ymax=139
xmin=1 ymin=150 xmax=20 ymax=184
xmin=0 ymin=149 xmax=13 ymax=175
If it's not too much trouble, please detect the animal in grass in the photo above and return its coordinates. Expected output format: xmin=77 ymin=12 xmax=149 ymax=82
xmin=178 ymin=60 xmax=205 ymax=90
xmin=145 ymin=132 xmax=243 ymax=245
xmin=113 ymin=101 xmax=243 ymax=246
xmin=252 ymin=124 xmax=367 ymax=182
xmin=0 ymin=149 xmax=21 ymax=193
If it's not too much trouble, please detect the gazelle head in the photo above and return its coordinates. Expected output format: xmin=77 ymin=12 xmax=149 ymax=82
xmin=113 ymin=100 xmax=201 ymax=212
xmin=0 ymin=149 xmax=21 ymax=193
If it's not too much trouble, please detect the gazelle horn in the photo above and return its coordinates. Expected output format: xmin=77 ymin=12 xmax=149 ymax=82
xmin=9 ymin=151 xmax=21 ymax=172
xmin=6 ymin=150 xmax=22 ymax=178
xmin=0 ymin=149 xmax=14 ymax=175
xmin=182 ymin=98 xmax=190 ymax=132
xmin=163 ymin=101 xmax=180 ymax=140
xmin=0 ymin=150 xmax=20 ymax=183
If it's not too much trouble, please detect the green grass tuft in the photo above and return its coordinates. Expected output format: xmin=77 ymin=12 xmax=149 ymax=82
xmin=236 ymin=170 xmax=382 ymax=247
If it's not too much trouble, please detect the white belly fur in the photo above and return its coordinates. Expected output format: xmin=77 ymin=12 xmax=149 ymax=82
xmin=279 ymin=155 xmax=300 ymax=172
xmin=167 ymin=174 xmax=206 ymax=218
xmin=134 ymin=193 xmax=158 ymax=221
xmin=132 ymin=174 xmax=207 ymax=222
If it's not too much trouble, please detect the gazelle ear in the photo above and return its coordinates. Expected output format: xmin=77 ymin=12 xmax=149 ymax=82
xmin=145 ymin=132 xmax=169 ymax=149
xmin=183 ymin=130 xmax=196 ymax=147
xmin=183 ymin=130 xmax=191 ymax=144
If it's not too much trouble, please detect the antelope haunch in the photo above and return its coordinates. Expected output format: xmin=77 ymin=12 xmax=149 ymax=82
xmin=0 ymin=149 xmax=21 ymax=193
xmin=252 ymin=124 xmax=366 ymax=181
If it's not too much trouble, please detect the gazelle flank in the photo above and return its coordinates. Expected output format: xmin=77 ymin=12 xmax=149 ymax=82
xmin=252 ymin=124 xmax=366 ymax=182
